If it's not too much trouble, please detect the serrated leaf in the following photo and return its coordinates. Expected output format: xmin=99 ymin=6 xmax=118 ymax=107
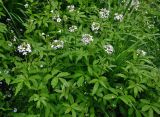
xmin=59 ymin=78 xmax=69 ymax=87
xmin=119 ymin=95 xmax=131 ymax=106
xmin=115 ymin=73 xmax=127 ymax=79
xmin=72 ymin=109 xmax=76 ymax=117
xmin=128 ymin=108 xmax=134 ymax=116
xmin=92 ymin=82 xmax=99 ymax=95
xmin=44 ymin=74 xmax=52 ymax=83
xmin=65 ymin=107 xmax=72 ymax=114
xmin=108 ymin=88 xmax=118 ymax=95
xmin=103 ymin=94 xmax=117 ymax=100
xmin=134 ymin=87 xmax=138 ymax=97
xmin=99 ymin=80 xmax=107 ymax=89
xmin=24 ymin=80 xmax=31 ymax=88
xmin=89 ymin=79 xmax=98 ymax=84
xmin=51 ymin=69 xmax=59 ymax=76
xmin=51 ymin=77 xmax=59 ymax=88
xmin=142 ymin=105 xmax=150 ymax=112
xmin=15 ymin=82 xmax=23 ymax=96
xmin=77 ymin=76 xmax=84 ymax=87
xmin=149 ymin=108 xmax=154 ymax=117
xmin=136 ymin=110 xmax=142 ymax=117
xmin=36 ymin=100 xmax=41 ymax=108
xmin=152 ymin=106 xmax=160 ymax=114
xmin=71 ymin=103 xmax=81 ymax=111
xmin=57 ymin=72 xmax=70 ymax=78
xmin=88 ymin=66 xmax=93 ymax=75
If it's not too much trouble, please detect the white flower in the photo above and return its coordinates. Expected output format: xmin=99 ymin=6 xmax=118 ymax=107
xmin=91 ymin=22 xmax=100 ymax=32
xmin=24 ymin=3 xmax=29 ymax=8
xmin=8 ymin=42 xmax=12 ymax=47
xmin=67 ymin=5 xmax=75 ymax=12
xmin=131 ymin=0 xmax=140 ymax=10
xmin=7 ymin=94 xmax=12 ymax=97
xmin=114 ymin=13 xmax=123 ymax=22
xmin=4 ymin=70 xmax=9 ymax=74
xmin=17 ymin=42 xmax=32 ymax=55
xmin=20 ymin=29 xmax=23 ymax=32
xmin=57 ymin=17 xmax=61 ymax=22
xmin=41 ymin=32 xmax=45 ymax=36
xmin=58 ymin=30 xmax=62 ymax=33
xmin=13 ymin=36 xmax=17 ymax=41
xmin=53 ymin=15 xmax=61 ymax=22
xmin=81 ymin=34 xmax=93 ymax=45
xmin=51 ymin=40 xmax=64 ymax=50
xmin=50 ymin=10 xmax=54 ymax=13
xmin=6 ymin=18 xmax=11 ymax=22
xmin=0 ymin=81 xmax=2 ymax=84
xmin=104 ymin=44 xmax=114 ymax=54
xmin=13 ymin=108 xmax=17 ymax=113
xmin=11 ymin=30 xmax=14 ymax=33
xmin=137 ymin=49 xmax=146 ymax=56
xmin=69 ymin=25 xmax=77 ymax=32
xmin=40 ymin=65 xmax=43 ymax=68
xmin=99 ymin=8 xmax=110 ymax=18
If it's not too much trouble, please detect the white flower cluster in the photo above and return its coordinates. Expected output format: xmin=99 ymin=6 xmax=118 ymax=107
xmin=52 ymin=15 xmax=61 ymax=22
xmin=24 ymin=3 xmax=29 ymax=8
xmin=6 ymin=18 xmax=11 ymax=22
xmin=17 ymin=42 xmax=32 ymax=55
xmin=114 ymin=13 xmax=123 ymax=22
xmin=91 ymin=22 xmax=100 ymax=32
xmin=51 ymin=40 xmax=64 ymax=50
xmin=81 ymin=34 xmax=93 ymax=45
xmin=137 ymin=49 xmax=146 ymax=56
xmin=69 ymin=25 xmax=77 ymax=32
xmin=104 ymin=44 xmax=114 ymax=54
xmin=67 ymin=5 xmax=75 ymax=12
xmin=99 ymin=8 xmax=110 ymax=18
xmin=131 ymin=0 xmax=140 ymax=10
xmin=13 ymin=36 xmax=17 ymax=41
xmin=13 ymin=108 xmax=17 ymax=113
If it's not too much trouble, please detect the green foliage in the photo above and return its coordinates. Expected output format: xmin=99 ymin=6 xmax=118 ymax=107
xmin=0 ymin=0 xmax=160 ymax=116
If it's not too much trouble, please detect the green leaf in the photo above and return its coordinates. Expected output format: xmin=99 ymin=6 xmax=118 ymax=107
xmin=152 ymin=106 xmax=160 ymax=114
xmin=99 ymin=80 xmax=107 ymax=89
xmin=103 ymin=94 xmax=117 ymax=100
xmin=51 ymin=77 xmax=59 ymax=88
xmin=136 ymin=110 xmax=142 ymax=117
xmin=0 ymin=23 xmax=7 ymax=33
xmin=65 ymin=107 xmax=72 ymax=114
xmin=57 ymin=72 xmax=70 ymax=78
xmin=115 ymin=73 xmax=127 ymax=79
xmin=15 ymin=82 xmax=23 ymax=96
xmin=36 ymin=100 xmax=41 ymax=108
xmin=142 ymin=105 xmax=151 ymax=112
xmin=51 ymin=69 xmax=59 ymax=76
xmin=88 ymin=66 xmax=93 ymax=75
xmin=72 ymin=109 xmax=76 ymax=117
xmin=71 ymin=103 xmax=81 ymax=111
xmin=59 ymin=78 xmax=69 ymax=87
xmin=119 ymin=95 xmax=132 ymax=106
xmin=92 ymin=82 xmax=99 ymax=95
xmin=108 ymin=88 xmax=118 ymax=95
xmin=24 ymin=80 xmax=31 ymax=88
xmin=89 ymin=79 xmax=98 ymax=84
xmin=149 ymin=108 xmax=154 ymax=117
xmin=134 ymin=87 xmax=138 ymax=97
xmin=77 ymin=76 xmax=84 ymax=87
xmin=44 ymin=74 xmax=52 ymax=83
xmin=128 ymin=108 xmax=134 ymax=116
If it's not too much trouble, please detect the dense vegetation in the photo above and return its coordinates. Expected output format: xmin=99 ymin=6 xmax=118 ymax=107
xmin=0 ymin=0 xmax=160 ymax=117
